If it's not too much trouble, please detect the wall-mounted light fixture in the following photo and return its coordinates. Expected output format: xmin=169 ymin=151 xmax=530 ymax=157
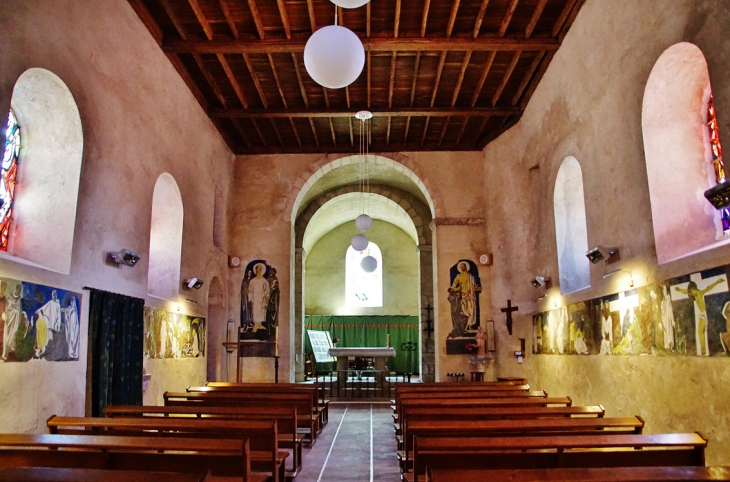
xmin=183 ymin=278 xmax=204 ymax=289
xmin=109 ymin=249 xmax=140 ymax=267
xmin=585 ymin=245 xmax=618 ymax=264
xmin=603 ymin=268 xmax=634 ymax=287
xmin=531 ymin=276 xmax=550 ymax=288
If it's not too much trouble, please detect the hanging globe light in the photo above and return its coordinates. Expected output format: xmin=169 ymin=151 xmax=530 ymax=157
xmin=361 ymin=255 xmax=377 ymax=273
xmin=304 ymin=25 xmax=365 ymax=89
xmin=355 ymin=213 xmax=373 ymax=232
xmin=351 ymin=233 xmax=369 ymax=251
xmin=330 ymin=0 xmax=370 ymax=8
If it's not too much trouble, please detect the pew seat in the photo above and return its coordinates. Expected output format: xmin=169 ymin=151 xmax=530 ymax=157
xmin=424 ymin=466 xmax=730 ymax=482
xmin=0 ymin=467 xmax=210 ymax=482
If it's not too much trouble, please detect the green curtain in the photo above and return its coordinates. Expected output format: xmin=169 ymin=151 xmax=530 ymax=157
xmin=304 ymin=315 xmax=419 ymax=373
xmin=89 ymin=289 xmax=145 ymax=417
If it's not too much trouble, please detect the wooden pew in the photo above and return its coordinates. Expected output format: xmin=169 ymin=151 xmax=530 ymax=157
xmin=104 ymin=404 xmax=302 ymax=476
xmin=164 ymin=390 xmax=320 ymax=443
xmin=399 ymin=416 xmax=645 ymax=472
xmin=0 ymin=467 xmax=211 ymax=482
xmin=46 ymin=416 xmax=284 ymax=482
xmin=424 ymin=466 xmax=730 ymax=482
xmin=0 ymin=433 xmax=262 ymax=482
xmin=408 ymin=432 xmax=708 ymax=482
xmin=205 ymin=381 xmax=329 ymax=424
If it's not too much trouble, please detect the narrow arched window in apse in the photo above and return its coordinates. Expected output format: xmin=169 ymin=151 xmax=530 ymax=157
xmin=706 ymin=95 xmax=729 ymax=234
xmin=1 ymin=110 xmax=20 ymax=251
xmin=346 ymin=243 xmax=383 ymax=308
xmin=554 ymin=156 xmax=591 ymax=295
xmin=147 ymin=173 xmax=184 ymax=301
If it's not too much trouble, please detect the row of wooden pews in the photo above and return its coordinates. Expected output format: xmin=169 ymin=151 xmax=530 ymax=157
xmin=392 ymin=379 xmax=730 ymax=482
xmin=0 ymin=381 xmax=327 ymax=482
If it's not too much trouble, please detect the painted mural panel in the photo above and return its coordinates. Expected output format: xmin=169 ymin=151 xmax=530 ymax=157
xmin=143 ymin=307 xmax=206 ymax=358
xmin=533 ymin=264 xmax=730 ymax=357
xmin=0 ymin=278 xmax=81 ymax=362
xmin=239 ymin=260 xmax=279 ymax=342
xmin=446 ymin=259 xmax=482 ymax=354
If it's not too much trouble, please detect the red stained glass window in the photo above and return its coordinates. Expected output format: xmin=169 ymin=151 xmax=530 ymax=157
xmin=1 ymin=110 xmax=20 ymax=251
xmin=707 ymin=96 xmax=729 ymax=234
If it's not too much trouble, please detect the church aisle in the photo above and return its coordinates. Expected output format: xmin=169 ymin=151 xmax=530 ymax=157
xmin=294 ymin=402 xmax=401 ymax=482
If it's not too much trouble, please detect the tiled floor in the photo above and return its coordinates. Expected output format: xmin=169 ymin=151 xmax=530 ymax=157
xmin=294 ymin=402 xmax=401 ymax=482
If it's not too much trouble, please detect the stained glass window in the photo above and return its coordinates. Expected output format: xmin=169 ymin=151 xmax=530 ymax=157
xmin=707 ymin=95 xmax=729 ymax=234
xmin=1 ymin=110 xmax=20 ymax=251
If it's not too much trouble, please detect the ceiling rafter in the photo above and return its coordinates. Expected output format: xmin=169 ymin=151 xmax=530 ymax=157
xmin=246 ymin=0 xmax=265 ymax=39
xmin=251 ymin=118 xmax=267 ymax=147
xmin=471 ymin=51 xmax=496 ymax=107
xmin=290 ymin=118 xmax=302 ymax=148
xmin=242 ymin=53 xmax=268 ymax=108
xmin=512 ymin=51 xmax=545 ymax=105
xmin=454 ymin=117 xmax=469 ymax=146
xmin=217 ymin=53 xmax=248 ymax=108
xmin=498 ymin=0 xmax=520 ymax=37
xmin=446 ymin=0 xmax=461 ymax=38
xmin=271 ymin=118 xmax=285 ymax=148
xmin=218 ymin=0 xmax=238 ymax=39
xmin=421 ymin=0 xmax=430 ymax=37
xmin=394 ymin=0 xmax=401 ymax=38
xmin=193 ymin=54 xmax=226 ymax=106
xmin=439 ymin=117 xmax=450 ymax=147
xmin=231 ymin=118 xmax=252 ymax=149
xmin=491 ymin=51 xmax=520 ymax=106
xmin=451 ymin=50 xmax=472 ymax=107
xmin=306 ymin=0 xmax=316 ymax=32
xmin=160 ymin=0 xmax=187 ymax=40
xmin=473 ymin=0 xmax=490 ymax=38
xmin=187 ymin=0 xmax=213 ymax=40
xmin=553 ymin=0 xmax=580 ymax=37
xmin=276 ymin=0 xmax=291 ymax=39
xmin=208 ymin=106 xmax=520 ymax=118
xmin=525 ymin=0 xmax=548 ymax=38
xmin=268 ymin=54 xmax=288 ymax=108
xmin=388 ymin=51 xmax=397 ymax=108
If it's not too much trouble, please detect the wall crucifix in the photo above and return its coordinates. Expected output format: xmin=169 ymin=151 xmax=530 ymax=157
xmin=501 ymin=299 xmax=519 ymax=335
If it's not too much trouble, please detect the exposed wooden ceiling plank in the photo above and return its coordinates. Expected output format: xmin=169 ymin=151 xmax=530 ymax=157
xmin=309 ymin=118 xmax=319 ymax=147
xmin=290 ymin=118 xmax=302 ymax=148
xmin=421 ymin=116 xmax=431 ymax=146
xmin=345 ymin=86 xmax=351 ymax=109
xmin=387 ymin=116 xmax=392 ymax=146
xmin=271 ymin=118 xmax=285 ymax=148
xmin=193 ymin=54 xmax=226 ymax=106
xmin=491 ymin=51 xmax=520 ymax=105
xmin=451 ymin=50 xmax=472 ymax=107
xmin=291 ymin=53 xmax=310 ymax=108
xmin=251 ymin=118 xmax=267 ymax=147
xmin=367 ymin=50 xmax=372 ymax=108
xmin=166 ymin=53 xmax=207 ymax=108
xmin=231 ymin=118 xmax=252 ymax=149
xmin=471 ymin=51 xmax=496 ymax=107
xmin=349 ymin=116 xmax=354 ymax=147
xmin=163 ymin=37 xmax=560 ymax=54
xmin=394 ymin=0 xmax=401 ymax=38
xmin=388 ymin=51 xmax=397 ymax=108
xmin=438 ymin=116 xmax=450 ymax=147
xmin=209 ymin=106 xmax=521 ymax=118
xmin=218 ymin=0 xmax=239 ymax=39
xmin=160 ymin=0 xmax=188 ymax=40
xmin=511 ymin=51 xmax=545 ymax=105
xmin=338 ymin=7 xmax=344 ymax=26
xmin=230 ymin=142 xmax=480 ymax=155
xmin=552 ymin=0 xmax=579 ymax=37
xmin=367 ymin=1 xmax=371 ymax=37
xmin=525 ymin=0 xmax=548 ymax=38
xmin=328 ymin=117 xmax=337 ymax=147
xmin=323 ymin=88 xmax=331 ymax=108
xmin=499 ymin=0 xmax=520 ymax=37
xmin=187 ymin=0 xmax=213 ymax=40
xmin=217 ymin=53 xmax=248 ymax=108
xmin=276 ymin=0 xmax=291 ymax=39
xmin=242 ymin=52 xmax=269 ymax=109
xmin=268 ymin=54 xmax=288 ymax=108
xmin=454 ymin=116 xmax=469 ymax=145
xmin=471 ymin=115 xmax=490 ymax=147
xmin=306 ymin=0 xmax=316 ymax=32
xmin=246 ymin=0 xmax=265 ymax=39
xmin=409 ymin=51 xmax=421 ymax=107
xmin=404 ymin=116 xmax=411 ymax=146
xmin=421 ymin=0 xmax=431 ymax=37
xmin=446 ymin=0 xmax=461 ymax=38
xmin=430 ymin=51 xmax=447 ymax=107
xmin=473 ymin=0 xmax=490 ymax=39
xmin=127 ymin=0 xmax=163 ymax=44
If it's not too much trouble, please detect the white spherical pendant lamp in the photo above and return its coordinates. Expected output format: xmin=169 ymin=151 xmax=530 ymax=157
xmin=351 ymin=233 xmax=369 ymax=251
xmin=355 ymin=214 xmax=373 ymax=232
xmin=330 ymin=0 xmax=370 ymax=8
xmin=361 ymin=255 xmax=377 ymax=273
xmin=304 ymin=25 xmax=365 ymax=89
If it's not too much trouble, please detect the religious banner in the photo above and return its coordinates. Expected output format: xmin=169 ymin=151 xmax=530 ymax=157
xmin=240 ymin=259 xmax=280 ymax=342
xmin=446 ymin=259 xmax=483 ymax=355
xmin=532 ymin=264 xmax=730 ymax=357
xmin=0 ymin=278 xmax=81 ymax=362
xmin=143 ymin=307 xmax=206 ymax=358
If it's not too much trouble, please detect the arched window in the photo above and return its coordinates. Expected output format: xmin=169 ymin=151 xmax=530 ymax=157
xmin=643 ymin=42 xmax=730 ymax=263
xmin=147 ymin=173 xmax=184 ymax=301
xmin=706 ymin=95 xmax=728 ymax=232
xmin=1 ymin=109 xmax=20 ymax=251
xmin=554 ymin=156 xmax=591 ymax=294
xmin=345 ymin=243 xmax=382 ymax=307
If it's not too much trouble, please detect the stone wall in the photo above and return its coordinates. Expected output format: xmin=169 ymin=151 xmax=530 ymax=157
xmin=483 ymin=0 xmax=730 ymax=464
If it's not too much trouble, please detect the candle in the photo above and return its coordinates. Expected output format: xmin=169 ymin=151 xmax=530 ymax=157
xmin=387 ymin=334 xmax=390 ymax=347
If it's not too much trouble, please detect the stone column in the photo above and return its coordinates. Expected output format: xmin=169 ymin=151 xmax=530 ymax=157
xmin=294 ymin=247 xmax=306 ymax=382
xmin=417 ymin=244 xmax=435 ymax=382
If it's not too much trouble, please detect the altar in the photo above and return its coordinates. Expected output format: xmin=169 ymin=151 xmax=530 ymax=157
xmin=328 ymin=346 xmax=396 ymax=372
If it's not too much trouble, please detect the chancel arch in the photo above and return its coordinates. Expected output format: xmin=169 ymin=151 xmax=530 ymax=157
xmin=0 ymin=68 xmax=83 ymax=274
xmin=643 ymin=42 xmax=730 ymax=263
xmin=554 ymin=156 xmax=591 ymax=294
xmin=147 ymin=173 xmax=184 ymax=301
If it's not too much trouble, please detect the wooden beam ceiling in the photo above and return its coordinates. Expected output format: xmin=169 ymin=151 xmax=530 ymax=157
xmin=130 ymin=0 xmax=585 ymax=155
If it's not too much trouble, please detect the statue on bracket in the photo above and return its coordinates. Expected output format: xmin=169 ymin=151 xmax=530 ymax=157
xmin=240 ymin=260 xmax=279 ymax=341
xmin=446 ymin=259 xmax=482 ymax=354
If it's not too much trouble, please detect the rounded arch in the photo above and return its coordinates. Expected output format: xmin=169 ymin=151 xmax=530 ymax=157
xmin=554 ymin=156 xmax=591 ymax=294
xmin=147 ymin=173 xmax=184 ymax=301
xmin=0 ymin=68 xmax=83 ymax=273
xmin=642 ymin=42 xmax=730 ymax=263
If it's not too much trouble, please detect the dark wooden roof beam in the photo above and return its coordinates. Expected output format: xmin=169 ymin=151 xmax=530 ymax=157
xmin=251 ymin=118 xmax=267 ymax=147
xmin=306 ymin=0 xmax=316 ymax=32
xmin=268 ymin=54 xmax=288 ymax=108
xmin=553 ymin=0 xmax=579 ymax=37
xmin=421 ymin=0 xmax=430 ymax=37
xmin=218 ymin=0 xmax=238 ymax=39
xmin=328 ymin=117 xmax=337 ymax=147
xmin=525 ymin=0 xmax=548 ymax=38
xmin=231 ymin=118 xmax=252 ymax=149
xmin=160 ymin=0 xmax=188 ymax=39
xmin=290 ymin=118 xmax=302 ymax=148
xmin=309 ymin=118 xmax=319 ymax=147
xmin=451 ymin=50 xmax=472 ymax=106
xmin=388 ymin=51 xmax=397 ymax=108
xmin=242 ymin=52 xmax=269 ymax=108
xmin=471 ymin=50 xmax=496 ymax=106
xmin=499 ymin=0 xmax=520 ymax=37
xmin=491 ymin=51 xmax=520 ymax=105
xmin=438 ymin=116 xmax=450 ymax=146
xmin=271 ymin=118 xmax=285 ymax=148
xmin=208 ymin=106 xmax=521 ymax=118
xmin=291 ymin=53 xmax=309 ymax=108
xmin=473 ymin=0 xmax=490 ymax=39
xmin=128 ymin=0 xmax=163 ymax=44
xmin=276 ymin=0 xmax=292 ymax=39
xmin=247 ymin=0 xmax=265 ymax=39
xmin=455 ymin=116 xmax=469 ymax=145
xmin=394 ymin=0 xmax=401 ymax=37
xmin=193 ymin=54 xmax=226 ymax=106
xmin=446 ymin=0 xmax=461 ymax=38
xmin=512 ymin=51 xmax=545 ymax=105
xmin=217 ymin=53 xmax=248 ymax=108
xmin=187 ymin=0 xmax=213 ymax=40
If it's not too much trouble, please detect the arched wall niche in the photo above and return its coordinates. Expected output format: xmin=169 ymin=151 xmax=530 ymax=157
xmin=0 ymin=68 xmax=83 ymax=273
xmin=147 ymin=173 xmax=184 ymax=301
xmin=554 ymin=156 xmax=591 ymax=294
xmin=642 ymin=42 xmax=730 ymax=264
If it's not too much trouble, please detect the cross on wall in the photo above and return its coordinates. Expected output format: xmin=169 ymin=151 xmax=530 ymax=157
xmin=501 ymin=299 xmax=519 ymax=335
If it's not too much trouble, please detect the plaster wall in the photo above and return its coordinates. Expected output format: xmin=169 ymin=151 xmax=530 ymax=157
xmin=482 ymin=0 xmax=730 ymax=464
xmin=229 ymin=150 xmax=487 ymax=382
xmin=305 ymin=220 xmax=419 ymax=316
xmin=0 ymin=0 xmax=233 ymax=431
